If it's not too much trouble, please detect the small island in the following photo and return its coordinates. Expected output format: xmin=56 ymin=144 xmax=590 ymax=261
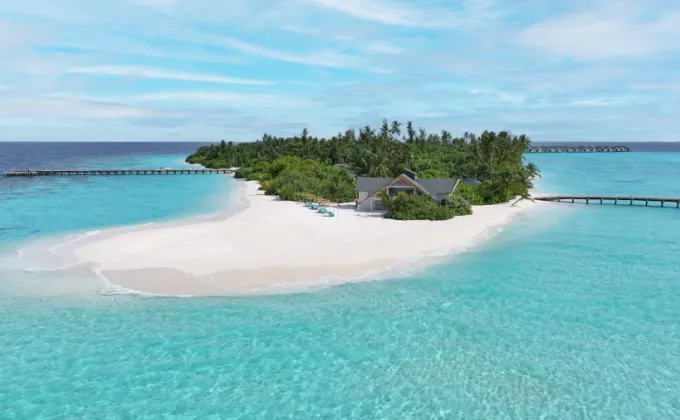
xmin=70 ymin=121 xmax=543 ymax=296
xmin=187 ymin=119 xmax=540 ymax=221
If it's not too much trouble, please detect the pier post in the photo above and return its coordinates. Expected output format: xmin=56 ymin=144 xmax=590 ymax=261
xmin=645 ymin=200 xmax=648 ymax=206
xmin=600 ymin=198 xmax=603 ymax=204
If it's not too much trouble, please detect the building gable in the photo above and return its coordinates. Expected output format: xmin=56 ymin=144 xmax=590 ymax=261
xmin=391 ymin=177 xmax=412 ymax=187
xmin=357 ymin=174 xmax=433 ymax=205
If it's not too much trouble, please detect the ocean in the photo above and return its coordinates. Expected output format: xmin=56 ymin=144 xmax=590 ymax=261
xmin=1 ymin=142 xmax=679 ymax=419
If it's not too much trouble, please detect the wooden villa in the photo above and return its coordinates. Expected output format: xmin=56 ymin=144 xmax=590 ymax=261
xmin=355 ymin=169 xmax=478 ymax=211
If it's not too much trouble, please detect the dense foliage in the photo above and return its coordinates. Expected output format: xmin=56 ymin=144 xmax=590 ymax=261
xmin=186 ymin=119 xmax=540 ymax=208
xmin=232 ymin=156 xmax=355 ymax=202
xmin=441 ymin=195 xmax=473 ymax=216
xmin=376 ymin=191 xmax=473 ymax=221
xmin=453 ymin=183 xmax=485 ymax=205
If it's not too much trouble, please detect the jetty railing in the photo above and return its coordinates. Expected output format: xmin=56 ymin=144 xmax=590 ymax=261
xmin=526 ymin=145 xmax=630 ymax=153
xmin=536 ymin=195 xmax=680 ymax=208
xmin=4 ymin=169 xmax=234 ymax=177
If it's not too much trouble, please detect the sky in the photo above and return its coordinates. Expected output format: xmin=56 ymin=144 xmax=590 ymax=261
xmin=1 ymin=0 xmax=679 ymax=142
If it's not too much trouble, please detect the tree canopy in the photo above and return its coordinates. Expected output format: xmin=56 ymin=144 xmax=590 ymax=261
xmin=186 ymin=118 xmax=540 ymax=208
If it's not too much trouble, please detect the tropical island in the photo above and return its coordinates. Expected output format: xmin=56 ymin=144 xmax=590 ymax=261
xmin=70 ymin=121 xmax=544 ymax=296
xmin=186 ymin=119 xmax=540 ymax=220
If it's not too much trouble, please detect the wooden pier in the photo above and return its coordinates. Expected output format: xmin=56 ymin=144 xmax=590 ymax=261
xmin=536 ymin=195 xmax=680 ymax=208
xmin=526 ymin=145 xmax=630 ymax=153
xmin=4 ymin=169 xmax=234 ymax=177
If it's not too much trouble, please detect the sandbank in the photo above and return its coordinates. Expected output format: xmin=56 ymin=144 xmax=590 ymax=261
xmin=72 ymin=180 xmax=540 ymax=296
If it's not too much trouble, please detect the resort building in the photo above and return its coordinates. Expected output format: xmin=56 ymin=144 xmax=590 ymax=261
xmin=355 ymin=169 xmax=478 ymax=212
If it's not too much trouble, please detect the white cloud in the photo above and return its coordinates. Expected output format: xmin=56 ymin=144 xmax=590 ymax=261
xmin=302 ymin=0 xmax=460 ymax=27
xmin=134 ymin=91 xmax=312 ymax=108
xmin=219 ymin=36 xmax=361 ymax=69
xmin=516 ymin=10 xmax=680 ymax=60
xmin=0 ymin=20 xmax=41 ymax=50
xmin=365 ymin=41 xmax=403 ymax=55
xmin=633 ymin=83 xmax=680 ymax=92
xmin=66 ymin=66 xmax=273 ymax=85
xmin=0 ymin=96 xmax=153 ymax=119
xmin=566 ymin=98 xmax=626 ymax=107
xmin=468 ymin=88 xmax=526 ymax=104
xmin=129 ymin=0 xmax=179 ymax=11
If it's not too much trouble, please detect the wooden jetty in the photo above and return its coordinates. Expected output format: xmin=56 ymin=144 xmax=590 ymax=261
xmin=536 ymin=195 xmax=680 ymax=208
xmin=526 ymin=145 xmax=630 ymax=153
xmin=4 ymin=169 xmax=234 ymax=177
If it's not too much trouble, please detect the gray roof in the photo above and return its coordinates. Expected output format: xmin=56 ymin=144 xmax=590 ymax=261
xmin=334 ymin=163 xmax=358 ymax=178
xmin=461 ymin=177 xmax=482 ymax=186
xmin=356 ymin=177 xmax=392 ymax=196
xmin=356 ymin=176 xmax=458 ymax=197
xmin=419 ymin=178 xmax=458 ymax=195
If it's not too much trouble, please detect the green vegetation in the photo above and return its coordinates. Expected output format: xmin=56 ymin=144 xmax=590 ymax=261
xmin=186 ymin=119 xmax=540 ymax=220
xmin=229 ymin=156 xmax=355 ymax=202
xmin=376 ymin=191 xmax=472 ymax=221
xmin=441 ymin=195 xmax=473 ymax=216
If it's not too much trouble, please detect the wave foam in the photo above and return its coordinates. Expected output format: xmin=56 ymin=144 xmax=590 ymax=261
xmin=48 ymin=230 xmax=101 ymax=253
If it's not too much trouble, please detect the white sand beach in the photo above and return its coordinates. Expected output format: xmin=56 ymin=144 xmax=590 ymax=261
xmin=72 ymin=180 xmax=540 ymax=296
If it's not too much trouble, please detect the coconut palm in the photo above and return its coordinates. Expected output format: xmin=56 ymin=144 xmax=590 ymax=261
xmin=390 ymin=120 xmax=401 ymax=139
xmin=524 ymin=162 xmax=541 ymax=180
xmin=376 ymin=190 xmax=394 ymax=213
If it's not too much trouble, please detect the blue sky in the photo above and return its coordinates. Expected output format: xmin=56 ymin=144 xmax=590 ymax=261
xmin=1 ymin=0 xmax=679 ymax=142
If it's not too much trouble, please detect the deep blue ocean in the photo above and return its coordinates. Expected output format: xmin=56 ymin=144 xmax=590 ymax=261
xmin=1 ymin=142 xmax=679 ymax=419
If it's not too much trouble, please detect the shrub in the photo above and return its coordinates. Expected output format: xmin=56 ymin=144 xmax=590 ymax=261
xmin=479 ymin=180 xmax=506 ymax=204
xmin=260 ymin=180 xmax=273 ymax=193
xmin=418 ymin=168 xmax=449 ymax=179
xmin=454 ymin=183 xmax=485 ymax=205
xmin=441 ymin=195 xmax=472 ymax=216
xmin=277 ymin=184 xmax=304 ymax=201
xmin=234 ymin=167 xmax=252 ymax=179
xmin=247 ymin=171 xmax=270 ymax=182
xmin=384 ymin=193 xmax=456 ymax=221
xmin=268 ymin=169 xmax=312 ymax=200
xmin=236 ymin=157 xmax=355 ymax=203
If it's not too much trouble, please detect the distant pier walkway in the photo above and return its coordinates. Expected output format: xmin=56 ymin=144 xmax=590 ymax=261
xmin=536 ymin=195 xmax=680 ymax=208
xmin=526 ymin=145 xmax=630 ymax=153
xmin=4 ymin=169 xmax=233 ymax=177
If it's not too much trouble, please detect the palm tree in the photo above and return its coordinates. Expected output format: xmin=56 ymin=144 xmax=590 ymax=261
xmin=301 ymin=128 xmax=310 ymax=157
xmin=441 ymin=130 xmax=452 ymax=146
xmin=359 ymin=125 xmax=375 ymax=143
xmin=390 ymin=120 xmax=401 ymax=139
xmin=406 ymin=121 xmax=415 ymax=143
xmin=511 ymin=190 xmax=534 ymax=206
xmin=323 ymin=172 xmax=350 ymax=202
xmin=376 ymin=190 xmax=394 ymax=213
xmin=380 ymin=118 xmax=390 ymax=140
xmin=368 ymin=151 xmax=394 ymax=177
xmin=524 ymin=162 xmax=540 ymax=180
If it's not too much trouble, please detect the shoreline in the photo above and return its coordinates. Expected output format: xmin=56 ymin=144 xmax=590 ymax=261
xmin=63 ymin=179 xmax=547 ymax=296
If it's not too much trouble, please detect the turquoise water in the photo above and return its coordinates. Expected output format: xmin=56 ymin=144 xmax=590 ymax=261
xmin=0 ymin=146 xmax=236 ymax=248
xmin=1 ymin=148 xmax=679 ymax=419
